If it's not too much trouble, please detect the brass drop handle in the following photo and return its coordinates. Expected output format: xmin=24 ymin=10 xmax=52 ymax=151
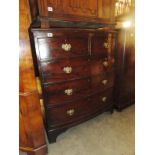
xmin=62 ymin=43 xmax=72 ymax=51
xmin=103 ymin=61 xmax=108 ymax=67
xmin=102 ymin=97 xmax=107 ymax=102
xmin=67 ymin=109 xmax=75 ymax=116
xmin=64 ymin=89 xmax=73 ymax=96
xmin=63 ymin=66 xmax=72 ymax=74
xmin=102 ymin=80 xmax=108 ymax=85
xmin=103 ymin=42 xmax=109 ymax=48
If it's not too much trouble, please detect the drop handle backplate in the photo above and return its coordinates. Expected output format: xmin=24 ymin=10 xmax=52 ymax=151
xmin=64 ymin=89 xmax=73 ymax=96
xmin=102 ymin=97 xmax=107 ymax=102
xmin=102 ymin=80 xmax=108 ymax=85
xmin=62 ymin=43 xmax=72 ymax=51
xmin=63 ymin=66 xmax=72 ymax=74
xmin=67 ymin=109 xmax=75 ymax=116
xmin=103 ymin=61 xmax=108 ymax=67
xmin=103 ymin=42 xmax=109 ymax=48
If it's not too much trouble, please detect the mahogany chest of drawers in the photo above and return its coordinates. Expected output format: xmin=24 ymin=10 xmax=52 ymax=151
xmin=31 ymin=28 xmax=116 ymax=143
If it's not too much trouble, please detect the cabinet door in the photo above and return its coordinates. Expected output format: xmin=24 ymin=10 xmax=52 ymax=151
xmin=101 ymin=0 xmax=115 ymax=21
xmin=63 ymin=0 xmax=98 ymax=18
xmin=37 ymin=0 xmax=115 ymax=23
xmin=47 ymin=0 xmax=63 ymax=15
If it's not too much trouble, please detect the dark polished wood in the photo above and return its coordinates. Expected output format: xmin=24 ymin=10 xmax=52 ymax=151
xmin=43 ymin=72 xmax=114 ymax=106
xmin=114 ymin=27 xmax=135 ymax=111
xmin=36 ymin=35 xmax=89 ymax=61
xmin=29 ymin=0 xmax=39 ymax=21
xmin=19 ymin=0 xmax=47 ymax=154
xmin=46 ymin=88 xmax=113 ymax=127
xmin=46 ymin=102 xmax=113 ymax=143
xmin=30 ymin=28 xmax=116 ymax=143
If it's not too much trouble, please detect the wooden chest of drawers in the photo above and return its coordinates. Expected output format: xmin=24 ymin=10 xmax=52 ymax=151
xmin=31 ymin=28 xmax=116 ymax=143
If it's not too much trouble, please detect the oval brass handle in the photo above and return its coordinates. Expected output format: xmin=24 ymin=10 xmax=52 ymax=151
xmin=102 ymin=80 xmax=108 ymax=85
xmin=103 ymin=61 xmax=108 ymax=67
xmin=67 ymin=109 xmax=75 ymax=116
xmin=103 ymin=42 xmax=109 ymax=48
xmin=63 ymin=66 xmax=72 ymax=74
xmin=64 ymin=89 xmax=73 ymax=96
xmin=62 ymin=43 xmax=72 ymax=51
xmin=102 ymin=97 xmax=107 ymax=102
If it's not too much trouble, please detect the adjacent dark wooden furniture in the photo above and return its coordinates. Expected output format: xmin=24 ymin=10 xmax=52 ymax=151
xmin=19 ymin=0 xmax=47 ymax=154
xmin=114 ymin=27 xmax=135 ymax=111
xmin=30 ymin=28 xmax=116 ymax=143
xmin=113 ymin=1 xmax=135 ymax=111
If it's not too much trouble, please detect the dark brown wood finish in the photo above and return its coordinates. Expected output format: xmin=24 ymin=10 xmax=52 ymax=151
xmin=114 ymin=27 xmax=135 ymax=111
xmin=46 ymin=88 xmax=113 ymax=127
xmin=19 ymin=0 xmax=47 ymax=154
xmin=37 ymin=36 xmax=89 ymax=61
xmin=43 ymin=72 xmax=114 ymax=106
xmin=29 ymin=0 xmax=39 ymax=21
xmin=30 ymin=28 xmax=116 ymax=143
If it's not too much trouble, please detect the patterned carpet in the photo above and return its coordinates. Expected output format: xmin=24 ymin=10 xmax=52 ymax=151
xmin=20 ymin=105 xmax=135 ymax=155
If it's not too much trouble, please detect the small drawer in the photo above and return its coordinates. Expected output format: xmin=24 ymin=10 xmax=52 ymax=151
xmin=91 ymin=33 xmax=109 ymax=55
xmin=90 ymin=72 xmax=114 ymax=91
xmin=91 ymin=33 xmax=115 ymax=58
xmin=36 ymin=32 xmax=89 ymax=61
xmin=44 ymin=78 xmax=91 ymax=105
xmin=90 ymin=88 xmax=113 ymax=108
xmin=41 ymin=57 xmax=90 ymax=83
xmin=90 ymin=57 xmax=114 ymax=76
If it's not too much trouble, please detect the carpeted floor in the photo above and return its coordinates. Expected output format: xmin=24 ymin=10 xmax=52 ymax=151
xmin=20 ymin=105 xmax=135 ymax=155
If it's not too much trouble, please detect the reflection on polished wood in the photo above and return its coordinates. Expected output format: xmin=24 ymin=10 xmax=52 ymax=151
xmin=19 ymin=0 xmax=47 ymax=154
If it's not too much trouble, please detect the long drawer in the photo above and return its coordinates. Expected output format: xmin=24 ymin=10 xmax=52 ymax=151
xmin=46 ymin=88 xmax=113 ymax=127
xmin=40 ymin=56 xmax=114 ymax=84
xmin=40 ymin=57 xmax=89 ymax=81
xmin=44 ymin=72 xmax=114 ymax=106
xmin=34 ymin=31 xmax=89 ymax=61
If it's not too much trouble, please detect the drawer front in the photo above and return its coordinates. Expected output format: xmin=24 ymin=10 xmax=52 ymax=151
xmin=37 ymin=33 xmax=89 ymax=61
xmin=41 ymin=57 xmax=90 ymax=83
xmin=90 ymin=71 xmax=114 ymax=91
xmin=43 ymin=71 xmax=114 ymax=106
xmin=90 ymin=57 xmax=114 ymax=76
xmin=44 ymin=78 xmax=90 ymax=105
xmin=90 ymin=88 xmax=113 ymax=108
xmin=47 ymin=88 xmax=113 ymax=127
xmin=91 ymin=33 xmax=115 ymax=58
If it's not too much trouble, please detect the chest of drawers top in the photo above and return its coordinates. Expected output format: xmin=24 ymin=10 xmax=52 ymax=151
xmin=31 ymin=28 xmax=116 ymax=60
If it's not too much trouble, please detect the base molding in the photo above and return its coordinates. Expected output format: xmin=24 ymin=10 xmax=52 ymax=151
xmin=20 ymin=144 xmax=47 ymax=155
xmin=46 ymin=106 xmax=113 ymax=143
